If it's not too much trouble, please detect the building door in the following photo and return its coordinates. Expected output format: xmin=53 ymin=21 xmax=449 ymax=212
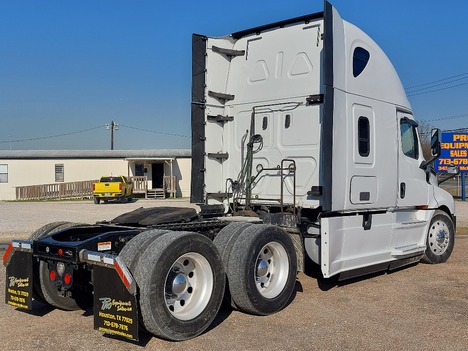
xmin=152 ymin=163 xmax=164 ymax=189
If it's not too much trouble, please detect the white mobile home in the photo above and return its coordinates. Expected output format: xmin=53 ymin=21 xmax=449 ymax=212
xmin=0 ymin=149 xmax=191 ymax=200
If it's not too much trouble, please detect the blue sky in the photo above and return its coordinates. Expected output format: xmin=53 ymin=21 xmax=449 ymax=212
xmin=0 ymin=0 xmax=467 ymax=150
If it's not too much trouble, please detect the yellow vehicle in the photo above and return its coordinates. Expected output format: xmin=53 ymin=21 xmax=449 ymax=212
xmin=92 ymin=176 xmax=133 ymax=204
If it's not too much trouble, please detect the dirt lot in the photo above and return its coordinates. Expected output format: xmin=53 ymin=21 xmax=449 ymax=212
xmin=0 ymin=199 xmax=467 ymax=351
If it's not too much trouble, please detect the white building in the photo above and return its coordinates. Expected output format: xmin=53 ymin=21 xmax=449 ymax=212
xmin=0 ymin=149 xmax=191 ymax=201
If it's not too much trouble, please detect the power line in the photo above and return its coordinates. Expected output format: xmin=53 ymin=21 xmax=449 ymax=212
xmin=405 ymin=72 xmax=468 ymax=90
xmin=407 ymin=82 xmax=468 ymax=97
xmin=0 ymin=125 xmax=104 ymax=144
xmin=425 ymin=112 xmax=468 ymax=123
xmin=119 ymin=124 xmax=189 ymax=138
xmin=405 ymin=72 xmax=468 ymax=97
xmin=406 ymin=76 xmax=468 ymax=94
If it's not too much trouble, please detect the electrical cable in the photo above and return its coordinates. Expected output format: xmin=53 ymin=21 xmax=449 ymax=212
xmin=119 ymin=124 xmax=189 ymax=138
xmin=0 ymin=125 xmax=104 ymax=144
xmin=405 ymin=72 xmax=468 ymax=90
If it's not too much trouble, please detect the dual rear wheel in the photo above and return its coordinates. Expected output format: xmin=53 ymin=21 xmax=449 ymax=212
xmin=120 ymin=230 xmax=225 ymax=341
xmin=214 ymin=223 xmax=298 ymax=315
xmin=119 ymin=223 xmax=297 ymax=340
xmin=31 ymin=222 xmax=298 ymax=340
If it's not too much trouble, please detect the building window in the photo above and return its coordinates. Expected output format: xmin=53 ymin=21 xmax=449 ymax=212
xmin=0 ymin=164 xmax=8 ymax=183
xmin=400 ymin=118 xmax=419 ymax=159
xmin=55 ymin=164 xmax=64 ymax=182
xmin=358 ymin=117 xmax=370 ymax=157
xmin=135 ymin=163 xmax=145 ymax=176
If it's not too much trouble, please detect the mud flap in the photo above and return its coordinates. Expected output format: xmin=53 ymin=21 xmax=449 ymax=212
xmin=92 ymin=259 xmax=139 ymax=341
xmin=4 ymin=248 xmax=34 ymax=310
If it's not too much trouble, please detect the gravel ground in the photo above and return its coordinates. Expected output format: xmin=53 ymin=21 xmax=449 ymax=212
xmin=0 ymin=198 xmax=199 ymax=244
xmin=0 ymin=199 xmax=467 ymax=350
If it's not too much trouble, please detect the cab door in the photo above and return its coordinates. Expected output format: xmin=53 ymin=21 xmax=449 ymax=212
xmin=396 ymin=112 xmax=429 ymax=208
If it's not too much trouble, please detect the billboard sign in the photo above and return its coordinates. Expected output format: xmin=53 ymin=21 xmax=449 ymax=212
xmin=434 ymin=132 xmax=468 ymax=173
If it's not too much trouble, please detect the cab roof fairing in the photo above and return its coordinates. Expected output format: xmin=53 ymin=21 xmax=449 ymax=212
xmin=331 ymin=9 xmax=412 ymax=111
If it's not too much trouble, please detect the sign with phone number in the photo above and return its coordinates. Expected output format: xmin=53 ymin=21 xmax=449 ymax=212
xmin=434 ymin=132 xmax=468 ymax=173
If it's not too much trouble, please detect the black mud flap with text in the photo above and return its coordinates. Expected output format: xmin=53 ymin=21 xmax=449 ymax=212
xmin=93 ymin=263 xmax=139 ymax=341
xmin=5 ymin=249 xmax=34 ymax=310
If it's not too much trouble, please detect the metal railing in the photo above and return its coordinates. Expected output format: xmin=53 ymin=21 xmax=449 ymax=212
xmin=15 ymin=175 xmax=177 ymax=200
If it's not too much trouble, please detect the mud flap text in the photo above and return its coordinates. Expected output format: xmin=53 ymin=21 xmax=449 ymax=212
xmin=5 ymin=251 xmax=33 ymax=310
xmin=93 ymin=265 xmax=139 ymax=341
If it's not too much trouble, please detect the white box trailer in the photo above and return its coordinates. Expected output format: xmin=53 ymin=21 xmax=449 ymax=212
xmin=4 ymin=1 xmax=455 ymax=343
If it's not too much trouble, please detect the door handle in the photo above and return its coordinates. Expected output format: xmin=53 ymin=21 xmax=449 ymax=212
xmin=400 ymin=182 xmax=406 ymax=199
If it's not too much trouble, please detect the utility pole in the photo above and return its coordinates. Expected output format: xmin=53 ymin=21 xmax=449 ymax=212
xmin=106 ymin=121 xmax=119 ymax=150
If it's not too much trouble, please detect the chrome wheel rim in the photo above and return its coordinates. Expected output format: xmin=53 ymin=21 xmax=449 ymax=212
xmin=164 ymin=252 xmax=213 ymax=320
xmin=255 ymin=241 xmax=289 ymax=299
xmin=428 ymin=220 xmax=450 ymax=256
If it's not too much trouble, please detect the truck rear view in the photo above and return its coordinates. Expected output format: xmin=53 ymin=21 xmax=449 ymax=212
xmin=4 ymin=1 xmax=455 ymax=344
xmin=93 ymin=176 xmax=133 ymax=204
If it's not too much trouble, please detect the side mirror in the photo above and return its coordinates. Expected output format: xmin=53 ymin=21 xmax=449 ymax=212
xmin=430 ymin=128 xmax=441 ymax=158
xmin=420 ymin=128 xmax=442 ymax=170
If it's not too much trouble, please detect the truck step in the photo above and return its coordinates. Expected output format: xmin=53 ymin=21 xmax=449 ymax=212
xmin=391 ymin=244 xmax=426 ymax=259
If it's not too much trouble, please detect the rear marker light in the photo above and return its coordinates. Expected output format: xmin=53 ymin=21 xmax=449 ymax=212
xmin=58 ymin=249 xmax=63 ymax=256
xmin=64 ymin=273 xmax=72 ymax=285
xmin=49 ymin=270 xmax=57 ymax=282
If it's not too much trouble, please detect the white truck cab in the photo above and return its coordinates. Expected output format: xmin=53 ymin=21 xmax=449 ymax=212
xmin=191 ymin=1 xmax=455 ymax=278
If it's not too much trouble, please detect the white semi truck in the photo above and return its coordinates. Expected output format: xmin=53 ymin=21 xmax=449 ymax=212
xmin=4 ymin=1 xmax=455 ymax=343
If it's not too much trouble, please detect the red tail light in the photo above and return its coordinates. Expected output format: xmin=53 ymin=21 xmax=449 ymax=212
xmin=49 ymin=270 xmax=57 ymax=282
xmin=64 ymin=273 xmax=72 ymax=285
xmin=93 ymin=184 xmax=95 ymax=191
xmin=119 ymin=183 xmax=122 ymax=191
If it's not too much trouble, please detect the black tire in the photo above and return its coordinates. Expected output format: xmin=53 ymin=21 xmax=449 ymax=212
xmin=118 ymin=229 xmax=169 ymax=273
xmin=29 ymin=221 xmax=72 ymax=241
xmin=422 ymin=210 xmax=455 ymax=264
xmin=94 ymin=197 xmax=100 ymax=204
xmin=35 ymin=222 xmax=93 ymax=310
xmin=29 ymin=222 xmax=76 ymax=304
xmin=213 ymin=222 xmax=252 ymax=307
xmin=134 ymin=231 xmax=225 ymax=341
xmin=213 ymin=222 xmax=252 ymax=269
xmin=226 ymin=224 xmax=297 ymax=315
